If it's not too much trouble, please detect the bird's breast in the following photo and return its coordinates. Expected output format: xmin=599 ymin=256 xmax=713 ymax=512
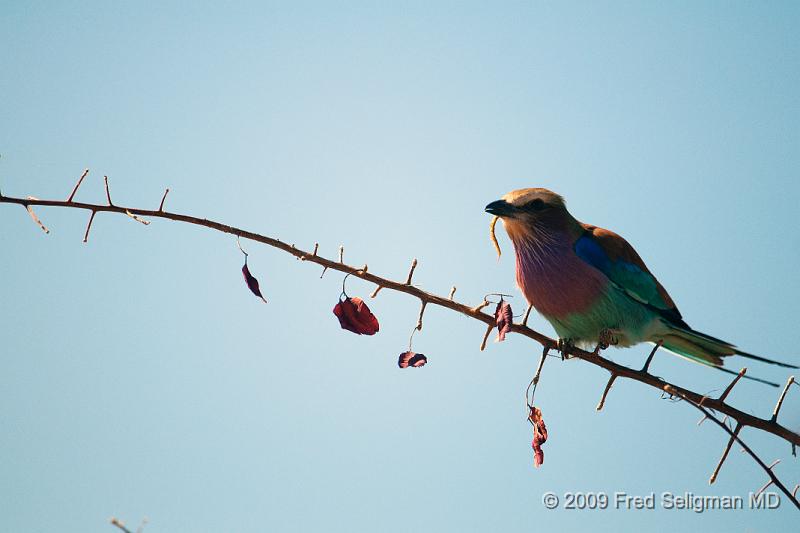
xmin=514 ymin=241 xmax=608 ymax=319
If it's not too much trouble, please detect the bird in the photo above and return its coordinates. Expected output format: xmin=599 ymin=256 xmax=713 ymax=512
xmin=485 ymin=187 xmax=796 ymax=386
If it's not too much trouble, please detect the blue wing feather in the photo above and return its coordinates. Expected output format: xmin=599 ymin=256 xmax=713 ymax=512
xmin=574 ymin=233 xmax=669 ymax=310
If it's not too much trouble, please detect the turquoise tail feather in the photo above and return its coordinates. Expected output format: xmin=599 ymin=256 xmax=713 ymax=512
xmin=658 ymin=323 xmax=796 ymax=387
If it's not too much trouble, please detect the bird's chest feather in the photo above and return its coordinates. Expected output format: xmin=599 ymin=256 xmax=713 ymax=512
xmin=514 ymin=241 xmax=608 ymax=319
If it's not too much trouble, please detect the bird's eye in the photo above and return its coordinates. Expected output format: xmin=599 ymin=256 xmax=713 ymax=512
xmin=526 ymin=199 xmax=546 ymax=211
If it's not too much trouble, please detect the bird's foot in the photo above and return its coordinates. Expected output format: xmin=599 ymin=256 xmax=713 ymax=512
xmin=557 ymin=338 xmax=575 ymax=360
xmin=593 ymin=329 xmax=620 ymax=355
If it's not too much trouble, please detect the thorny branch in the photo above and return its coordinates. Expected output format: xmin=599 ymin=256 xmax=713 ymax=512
xmin=2 ymin=182 xmax=799 ymax=499
xmin=665 ymin=385 xmax=800 ymax=510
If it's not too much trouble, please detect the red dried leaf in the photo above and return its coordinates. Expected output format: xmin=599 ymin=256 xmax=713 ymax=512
xmin=333 ymin=296 xmax=379 ymax=335
xmin=494 ymin=300 xmax=513 ymax=342
xmin=242 ymin=263 xmax=267 ymax=303
xmin=529 ymin=406 xmax=548 ymax=468
xmin=398 ymin=351 xmax=427 ymax=368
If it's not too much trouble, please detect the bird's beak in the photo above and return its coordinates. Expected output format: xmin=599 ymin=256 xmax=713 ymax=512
xmin=485 ymin=199 xmax=517 ymax=217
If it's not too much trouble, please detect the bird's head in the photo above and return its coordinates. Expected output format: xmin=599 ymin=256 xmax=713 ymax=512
xmin=485 ymin=188 xmax=578 ymax=244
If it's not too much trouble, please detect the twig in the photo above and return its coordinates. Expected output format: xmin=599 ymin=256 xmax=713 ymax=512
xmin=110 ymin=518 xmax=133 ymax=533
xmin=754 ymin=460 xmax=780 ymax=497
xmin=720 ymin=368 xmax=747 ymax=403
xmin=126 ymin=209 xmax=150 ymax=225
xmin=158 ymin=188 xmax=169 ymax=211
xmin=415 ymin=300 xmax=427 ymax=331
xmin=479 ymin=323 xmax=493 ymax=351
xmin=67 ymin=168 xmax=89 ymax=202
xmin=83 ymin=211 xmax=97 ymax=243
xmin=641 ymin=341 xmax=662 ymax=372
xmin=104 ymin=176 xmax=113 ymax=206
xmin=771 ymin=376 xmax=795 ymax=423
xmin=405 ymin=258 xmax=418 ymax=284
xmin=596 ymin=373 xmax=618 ymax=411
xmin=532 ymin=347 xmax=548 ymax=387
xmin=709 ymin=423 xmax=741 ymax=484
xmin=526 ymin=347 xmax=550 ymax=408
xmin=24 ymin=198 xmax=50 ymax=234
xmin=522 ymin=304 xmax=533 ymax=327
xmin=473 ymin=300 xmax=491 ymax=313
xmin=665 ymin=385 xmax=800 ymax=510
xmin=2 ymin=194 xmax=799 ymax=448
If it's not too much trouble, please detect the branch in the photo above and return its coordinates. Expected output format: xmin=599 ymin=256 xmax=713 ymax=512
xmin=664 ymin=385 xmax=800 ymax=510
xmin=3 ymin=194 xmax=799 ymax=456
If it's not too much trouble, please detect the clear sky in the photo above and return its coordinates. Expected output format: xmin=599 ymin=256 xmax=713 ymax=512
xmin=1 ymin=2 xmax=798 ymax=532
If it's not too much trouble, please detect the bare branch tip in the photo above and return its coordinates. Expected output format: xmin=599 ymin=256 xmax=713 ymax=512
xmin=103 ymin=175 xmax=113 ymax=206
xmin=67 ymin=168 xmax=89 ymax=202
xmin=771 ymin=375 xmax=795 ymax=423
xmin=158 ymin=187 xmax=170 ymax=211
xmin=405 ymin=258 xmax=418 ymax=285
xmin=24 ymin=201 xmax=50 ymax=234
xmin=479 ymin=323 xmax=493 ymax=351
xmin=596 ymin=373 xmax=618 ymax=411
xmin=82 ymin=210 xmax=97 ymax=243
xmin=709 ymin=423 xmax=742 ymax=484
xmin=126 ymin=209 xmax=150 ymax=225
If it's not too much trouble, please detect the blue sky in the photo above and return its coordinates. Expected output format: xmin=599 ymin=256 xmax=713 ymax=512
xmin=1 ymin=2 xmax=798 ymax=531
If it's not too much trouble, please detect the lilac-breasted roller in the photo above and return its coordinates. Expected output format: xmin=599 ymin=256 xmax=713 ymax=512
xmin=486 ymin=188 xmax=796 ymax=386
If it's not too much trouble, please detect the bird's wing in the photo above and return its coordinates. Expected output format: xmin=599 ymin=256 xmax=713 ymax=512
xmin=574 ymin=224 xmax=684 ymax=323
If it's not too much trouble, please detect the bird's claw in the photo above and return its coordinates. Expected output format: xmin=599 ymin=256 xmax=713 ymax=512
xmin=557 ymin=338 xmax=575 ymax=360
xmin=593 ymin=329 xmax=619 ymax=355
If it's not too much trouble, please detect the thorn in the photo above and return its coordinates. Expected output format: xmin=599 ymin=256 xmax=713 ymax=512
xmin=320 ymin=266 xmax=328 ymax=279
xmin=126 ymin=209 xmax=150 ymax=225
xmin=479 ymin=323 xmax=493 ymax=351
xmin=24 ymin=199 xmax=49 ymax=234
xmin=473 ymin=300 xmax=491 ymax=313
xmin=448 ymin=286 xmax=456 ymax=300
xmin=312 ymin=242 xmax=319 ymax=256
xmin=338 ymin=245 xmax=344 ymax=263
xmin=641 ymin=340 xmax=663 ymax=373
xmin=596 ymin=373 xmax=617 ymax=411
xmin=771 ymin=376 xmax=795 ymax=423
xmin=719 ymin=368 xmax=747 ymax=403
xmin=104 ymin=175 xmax=113 ymax=206
xmin=522 ymin=304 xmax=533 ymax=327
xmin=67 ymin=168 xmax=89 ymax=202
xmin=158 ymin=187 xmax=170 ymax=211
xmin=709 ymin=423 xmax=742 ymax=484
xmin=405 ymin=258 xmax=418 ymax=285
xmin=370 ymin=285 xmax=383 ymax=299
xmin=416 ymin=300 xmax=427 ymax=331
xmin=82 ymin=210 xmax=96 ymax=242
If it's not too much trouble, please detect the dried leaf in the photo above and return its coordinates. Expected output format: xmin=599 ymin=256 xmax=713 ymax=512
xmin=529 ymin=406 xmax=548 ymax=468
xmin=242 ymin=263 xmax=267 ymax=303
xmin=398 ymin=351 xmax=427 ymax=368
xmin=333 ymin=296 xmax=380 ymax=335
xmin=494 ymin=300 xmax=513 ymax=342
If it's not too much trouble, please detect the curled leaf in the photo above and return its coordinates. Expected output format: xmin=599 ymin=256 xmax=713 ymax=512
xmin=398 ymin=351 xmax=427 ymax=368
xmin=333 ymin=296 xmax=379 ymax=335
xmin=494 ymin=300 xmax=513 ymax=342
xmin=529 ymin=406 xmax=548 ymax=468
xmin=242 ymin=262 xmax=267 ymax=303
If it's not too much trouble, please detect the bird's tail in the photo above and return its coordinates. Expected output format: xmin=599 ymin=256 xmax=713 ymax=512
xmin=657 ymin=322 xmax=797 ymax=388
